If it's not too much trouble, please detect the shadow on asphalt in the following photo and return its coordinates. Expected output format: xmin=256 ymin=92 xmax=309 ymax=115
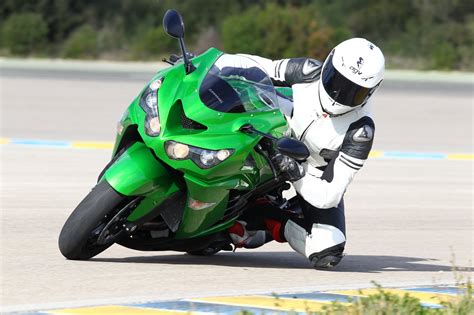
xmin=90 ymin=251 xmax=472 ymax=273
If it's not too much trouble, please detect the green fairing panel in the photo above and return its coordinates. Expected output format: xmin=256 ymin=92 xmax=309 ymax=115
xmin=174 ymin=175 xmax=229 ymax=238
xmin=104 ymin=141 xmax=183 ymax=223
xmin=104 ymin=142 xmax=176 ymax=196
xmin=127 ymin=185 xmax=180 ymax=222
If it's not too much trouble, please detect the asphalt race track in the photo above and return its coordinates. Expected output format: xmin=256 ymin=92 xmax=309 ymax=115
xmin=0 ymin=63 xmax=472 ymax=312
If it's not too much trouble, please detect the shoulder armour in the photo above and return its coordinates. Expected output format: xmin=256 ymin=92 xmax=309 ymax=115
xmin=285 ymin=58 xmax=322 ymax=85
xmin=341 ymin=116 xmax=375 ymax=160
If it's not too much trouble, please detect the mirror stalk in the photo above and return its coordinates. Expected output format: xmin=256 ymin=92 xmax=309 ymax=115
xmin=178 ymin=38 xmax=196 ymax=74
xmin=239 ymin=124 xmax=277 ymax=141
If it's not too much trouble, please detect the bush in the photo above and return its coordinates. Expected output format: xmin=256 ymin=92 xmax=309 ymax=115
xmin=61 ymin=25 xmax=98 ymax=59
xmin=131 ymin=27 xmax=176 ymax=59
xmin=1 ymin=13 xmax=48 ymax=55
xmin=432 ymin=42 xmax=457 ymax=70
xmin=221 ymin=3 xmax=342 ymax=60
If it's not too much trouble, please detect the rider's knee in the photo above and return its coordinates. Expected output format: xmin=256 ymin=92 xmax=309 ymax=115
xmin=306 ymin=223 xmax=346 ymax=268
xmin=285 ymin=221 xmax=346 ymax=269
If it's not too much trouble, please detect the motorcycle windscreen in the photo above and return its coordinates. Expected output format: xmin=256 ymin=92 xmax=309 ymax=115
xmin=199 ymin=54 xmax=279 ymax=113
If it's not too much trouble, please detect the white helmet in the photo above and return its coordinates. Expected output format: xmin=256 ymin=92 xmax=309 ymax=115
xmin=318 ymin=38 xmax=385 ymax=116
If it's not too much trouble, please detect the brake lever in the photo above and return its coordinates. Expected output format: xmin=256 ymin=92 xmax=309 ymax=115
xmin=162 ymin=58 xmax=174 ymax=66
xmin=239 ymin=124 xmax=277 ymax=141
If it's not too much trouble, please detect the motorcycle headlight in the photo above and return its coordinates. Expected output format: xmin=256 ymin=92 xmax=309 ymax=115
xmin=139 ymin=78 xmax=163 ymax=137
xmin=165 ymin=141 xmax=234 ymax=169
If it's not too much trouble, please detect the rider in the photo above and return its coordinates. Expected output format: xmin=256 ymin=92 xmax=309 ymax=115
xmin=228 ymin=38 xmax=385 ymax=269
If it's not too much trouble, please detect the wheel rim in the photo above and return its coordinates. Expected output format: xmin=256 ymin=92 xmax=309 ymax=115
xmin=90 ymin=198 xmax=139 ymax=246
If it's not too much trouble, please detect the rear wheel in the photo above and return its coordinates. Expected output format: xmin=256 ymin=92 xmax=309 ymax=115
xmin=58 ymin=180 xmax=134 ymax=260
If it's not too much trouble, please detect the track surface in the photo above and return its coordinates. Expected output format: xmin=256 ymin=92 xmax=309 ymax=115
xmin=0 ymin=66 xmax=472 ymax=311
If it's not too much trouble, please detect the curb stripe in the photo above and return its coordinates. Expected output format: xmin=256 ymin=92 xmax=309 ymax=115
xmin=1 ymin=138 xmax=473 ymax=160
xmin=6 ymin=286 xmax=467 ymax=314
xmin=133 ymin=300 xmax=290 ymax=314
xmin=277 ymin=292 xmax=353 ymax=303
xmin=47 ymin=305 xmax=186 ymax=314
xmin=446 ymin=153 xmax=474 ymax=160
xmin=193 ymin=295 xmax=343 ymax=312
xmin=329 ymin=288 xmax=456 ymax=305
xmin=71 ymin=141 xmax=114 ymax=149
xmin=405 ymin=286 xmax=467 ymax=295
xmin=10 ymin=139 xmax=70 ymax=147
xmin=382 ymin=151 xmax=446 ymax=160
xmin=368 ymin=150 xmax=384 ymax=158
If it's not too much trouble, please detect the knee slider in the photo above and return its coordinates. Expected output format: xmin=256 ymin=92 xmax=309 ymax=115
xmin=305 ymin=223 xmax=345 ymax=269
xmin=309 ymin=242 xmax=345 ymax=269
xmin=305 ymin=223 xmax=345 ymax=255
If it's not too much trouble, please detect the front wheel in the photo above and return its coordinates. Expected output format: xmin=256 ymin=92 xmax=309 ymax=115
xmin=58 ymin=180 xmax=134 ymax=260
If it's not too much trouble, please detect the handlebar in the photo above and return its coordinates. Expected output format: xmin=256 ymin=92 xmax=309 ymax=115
xmin=163 ymin=52 xmax=196 ymax=66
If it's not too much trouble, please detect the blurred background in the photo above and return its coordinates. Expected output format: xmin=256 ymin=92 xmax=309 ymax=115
xmin=0 ymin=0 xmax=473 ymax=70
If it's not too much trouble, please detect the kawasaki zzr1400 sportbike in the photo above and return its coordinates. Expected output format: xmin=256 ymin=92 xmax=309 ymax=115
xmin=58 ymin=9 xmax=309 ymax=260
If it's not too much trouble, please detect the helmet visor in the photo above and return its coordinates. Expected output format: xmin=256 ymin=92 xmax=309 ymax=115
xmin=322 ymin=52 xmax=375 ymax=107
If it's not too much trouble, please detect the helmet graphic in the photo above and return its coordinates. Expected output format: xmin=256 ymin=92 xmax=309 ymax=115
xmin=318 ymin=38 xmax=385 ymax=116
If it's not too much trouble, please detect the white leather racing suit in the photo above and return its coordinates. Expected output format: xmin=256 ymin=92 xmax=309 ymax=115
xmin=241 ymin=54 xmax=376 ymax=268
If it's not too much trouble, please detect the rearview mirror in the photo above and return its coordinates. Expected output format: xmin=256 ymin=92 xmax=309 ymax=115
xmin=163 ymin=9 xmax=185 ymax=38
xmin=276 ymin=137 xmax=310 ymax=161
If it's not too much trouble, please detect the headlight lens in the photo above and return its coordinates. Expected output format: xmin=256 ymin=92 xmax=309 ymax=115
xmin=139 ymin=78 xmax=163 ymax=137
xmin=166 ymin=142 xmax=190 ymax=159
xmin=165 ymin=141 xmax=234 ymax=169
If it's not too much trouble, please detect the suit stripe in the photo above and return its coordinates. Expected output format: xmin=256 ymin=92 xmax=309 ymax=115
xmin=340 ymin=154 xmax=363 ymax=168
xmin=339 ymin=158 xmax=359 ymax=170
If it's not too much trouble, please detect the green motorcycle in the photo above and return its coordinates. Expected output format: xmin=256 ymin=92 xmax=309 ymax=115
xmin=58 ymin=9 xmax=309 ymax=260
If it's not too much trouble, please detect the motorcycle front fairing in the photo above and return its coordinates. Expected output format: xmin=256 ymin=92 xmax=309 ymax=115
xmin=102 ymin=48 xmax=288 ymax=240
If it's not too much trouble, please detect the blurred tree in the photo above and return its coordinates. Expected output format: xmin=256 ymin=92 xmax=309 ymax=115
xmin=221 ymin=3 xmax=338 ymax=60
xmin=131 ymin=26 xmax=176 ymax=59
xmin=1 ymin=12 xmax=48 ymax=55
xmin=0 ymin=0 xmax=472 ymax=70
xmin=61 ymin=25 xmax=98 ymax=59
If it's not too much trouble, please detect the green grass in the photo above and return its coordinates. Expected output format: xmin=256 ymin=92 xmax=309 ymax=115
xmin=235 ymin=280 xmax=473 ymax=314
xmin=318 ymin=282 xmax=473 ymax=315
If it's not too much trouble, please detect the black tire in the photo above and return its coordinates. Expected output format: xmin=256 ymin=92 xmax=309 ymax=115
xmin=58 ymin=180 xmax=129 ymax=260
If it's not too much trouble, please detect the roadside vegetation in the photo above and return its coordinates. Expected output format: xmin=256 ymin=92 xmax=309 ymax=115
xmin=317 ymin=282 xmax=473 ymax=315
xmin=236 ymin=281 xmax=473 ymax=314
xmin=265 ymin=259 xmax=473 ymax=315
xmin=0 ymin=0 xmax=473 ymax=70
